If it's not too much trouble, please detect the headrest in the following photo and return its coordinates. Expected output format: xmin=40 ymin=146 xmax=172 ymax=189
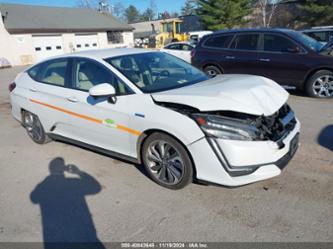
xmin=78 ymin=72 xmax=89 ymax=81
xmin=120 ymin=58 xmax=133 ymax=69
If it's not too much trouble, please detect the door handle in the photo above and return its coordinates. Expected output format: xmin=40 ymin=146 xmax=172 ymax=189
xmin=67 ymin=96 xmax=78 ymax=103
xmin=225 ymin=56 xmax=235 ymax=60
xmin=29 ymin=87 xmax=37 ymax=92
xmin=259 ymin=58 xmax=271 ymax=62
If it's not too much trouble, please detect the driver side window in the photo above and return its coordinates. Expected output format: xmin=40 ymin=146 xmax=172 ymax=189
xmin=72 ymin=58 xmax=131 ymax=95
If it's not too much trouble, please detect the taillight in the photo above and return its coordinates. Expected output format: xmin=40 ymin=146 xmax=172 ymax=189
xmin=8 ymin=82 xmax=16 ymax=92
xmin=190 ymin=48 xmax=197 ymax=58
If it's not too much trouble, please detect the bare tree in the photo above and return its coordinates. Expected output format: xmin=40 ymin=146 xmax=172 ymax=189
xmin=76 ymin=0 xmax=96 ymax=9
xmin=254 ymin=0 xmax=281 ymax=27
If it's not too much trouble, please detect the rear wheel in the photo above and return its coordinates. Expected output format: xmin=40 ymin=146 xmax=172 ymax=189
xmin=305 ymin=70 xmax=333 ymax=98
xmin=204 ymin=65 xmax=222 ymax=77
xmin=23 ymin=111 xmax=50 ymax=144
xmin=142 ymin=132 xmax=193 ymax=190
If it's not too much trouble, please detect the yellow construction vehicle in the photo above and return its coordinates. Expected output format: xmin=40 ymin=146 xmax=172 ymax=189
xmin=148 ymin=19 xmax=188 ymax=48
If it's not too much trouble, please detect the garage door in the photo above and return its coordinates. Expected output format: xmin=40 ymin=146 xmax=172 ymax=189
xmin=32 ymin=36 xmax=64 ymax=62
xmin=75 ymin=34 xmax=99 ymax=51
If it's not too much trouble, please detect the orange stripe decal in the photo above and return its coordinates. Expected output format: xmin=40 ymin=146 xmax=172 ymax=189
xmin=30 ymin=99 xmax=141 ymax=136
xmin=117 ymin=124 xmax=142 ymax=136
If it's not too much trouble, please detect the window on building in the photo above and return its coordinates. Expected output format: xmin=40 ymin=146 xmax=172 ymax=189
xmin=77 ymin=44 xmax=82 ymax=48
xmin=56 ymin=46 xmax=62 ymax=50
xmin=35 ymin=47 xmax=41 ymax=51
xmin=46 ymin=46 xmax=52 ymax=50
xmin=93 ymin=43 xmax=97 ymax=47
xmin=107 ymin=31 xmax=123 ymax=44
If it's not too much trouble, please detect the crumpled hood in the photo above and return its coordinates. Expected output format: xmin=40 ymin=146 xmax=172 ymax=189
xmin=152 ymin=74 xmax=289 ymax=116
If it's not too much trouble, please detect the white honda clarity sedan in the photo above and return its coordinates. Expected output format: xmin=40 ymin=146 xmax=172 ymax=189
xmin=9 ymin=48 xmax=300 ymax=189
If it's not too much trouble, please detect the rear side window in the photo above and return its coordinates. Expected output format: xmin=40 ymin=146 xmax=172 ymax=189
xmin=230 ymin=34 xmax=259 ymax=51
xmin=330 ymin=32 xmax=333 ymax=42
xmin=306 ymin=31 xmax=327 ymax=43
xmin=204 ymin=35 xmax=233 ymax=48
xmin=27 ymin=65 xmax=42 ymax=80
xmin=38 ymin=59 xmax=68 ymax=86
xmin=166 ymin=44 xmax=181 ymax=50
xmin=181 ymin=44 xmax=193 ymax=51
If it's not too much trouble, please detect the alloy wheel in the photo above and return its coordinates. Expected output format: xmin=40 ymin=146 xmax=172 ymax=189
xmin=312 ymin=75 xmax=333 ymax=97
xmin=206 ymin=69 xmax=218 ymax=77
xmin=145 ymin=140 xmax=184 ymax=185
xmin=24 ymin=112 xmax=44 ymax=142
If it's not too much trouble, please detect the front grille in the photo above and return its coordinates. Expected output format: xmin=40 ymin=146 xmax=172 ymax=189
xmin=257 ymin=104 xmax=296 ymax=142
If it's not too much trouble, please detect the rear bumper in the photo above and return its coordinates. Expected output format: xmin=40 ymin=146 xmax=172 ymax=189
xmin=187 ymin=120 xmax=300 ymax=187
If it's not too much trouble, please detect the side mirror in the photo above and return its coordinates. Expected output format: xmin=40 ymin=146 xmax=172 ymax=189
xmin=89 ymin=83 xmax=115 ymax=97
xmin=89 ymin=83 xmax=117 ymax=104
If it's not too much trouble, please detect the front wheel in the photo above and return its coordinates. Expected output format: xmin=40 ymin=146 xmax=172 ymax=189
xmin=204 ymin=65 xmax=222 ymax=78
xmin=142 ymin=133 xmax=193 ymax=190
xmin=305 ymin=70 xmax=333 ymax=98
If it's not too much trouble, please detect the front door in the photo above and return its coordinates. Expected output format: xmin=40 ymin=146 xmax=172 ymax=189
xmin=63 ymin=58 xmax=137 ymax=156
xmin=257 ymin=33 xmax=308 ymax=86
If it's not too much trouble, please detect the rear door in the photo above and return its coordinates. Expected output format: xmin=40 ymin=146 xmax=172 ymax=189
xmin=27 ymin=58 xmax=73 ymax=135
xmin=226 ymin=33 xmax=260 ymax=74
xmin=257 ymin=33 xmax=309 ymax=85
xmin=197 ymin=33 xmax=234 ymax=70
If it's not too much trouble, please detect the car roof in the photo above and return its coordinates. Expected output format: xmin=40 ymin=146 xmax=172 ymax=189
xmin=211 ymin=28 xmax=296 ymax=35
xmin=165 ymin=42 xmax=193 ymax=46
xmin=54 ymin=48 xmax=154 ymax=60
xmin=302 ymin=28 xmax=333 ymax=32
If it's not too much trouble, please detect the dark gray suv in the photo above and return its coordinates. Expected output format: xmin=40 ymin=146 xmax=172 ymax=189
xmin=192 ymin=28 xmax=333 ymax=98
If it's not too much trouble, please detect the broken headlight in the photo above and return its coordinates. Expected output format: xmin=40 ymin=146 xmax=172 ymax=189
xmin=192 ymin=114 xmax=261 ymax=141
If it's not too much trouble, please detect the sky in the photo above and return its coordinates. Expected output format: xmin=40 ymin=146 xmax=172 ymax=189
xmin=0 ymin=0 xmax=186 ymax=14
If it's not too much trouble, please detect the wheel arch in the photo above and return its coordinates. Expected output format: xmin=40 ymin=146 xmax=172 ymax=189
xmin=136 ymin=128 xmax=197 ymax=179
xmin=202 ymin=63 xmax=224 ymax=74
xmin=303 ymin=67 xmax=333 ymax=87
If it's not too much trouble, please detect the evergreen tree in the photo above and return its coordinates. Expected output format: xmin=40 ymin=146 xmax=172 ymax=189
xmin=124 ymin=5 xmax=141 ymax=23
xmin=181 ymin=0 xmax=197 ymax=15
xmin=141 ymin=8 xmax=156 ymax=21
xmin=297 ymin=0 xmax=333 ymax=26
xmin=197 ymin=0 xmax=252 ymax=30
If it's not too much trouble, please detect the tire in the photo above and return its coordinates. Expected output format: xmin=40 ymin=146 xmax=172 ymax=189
xmin=203 ymin=65 xmax=222 ymax=77
xmin=305 ymin=70 xmax=333 ymax=98
xmin=22 ymin=111 xmax=50 ymax=144
xmin=141 ymin=132 xmax=193 ymax=190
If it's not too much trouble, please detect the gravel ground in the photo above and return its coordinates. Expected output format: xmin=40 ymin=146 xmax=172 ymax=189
xmin=0 ymin=66 xmax=332 ymax=243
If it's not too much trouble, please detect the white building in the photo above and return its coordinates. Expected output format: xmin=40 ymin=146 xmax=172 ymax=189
xmin=0 ymin=3 xmax=134 ymax=66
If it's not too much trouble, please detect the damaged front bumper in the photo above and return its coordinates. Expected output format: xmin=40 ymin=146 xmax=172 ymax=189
xmin=187 ymin=119 xmax=301 ymax=187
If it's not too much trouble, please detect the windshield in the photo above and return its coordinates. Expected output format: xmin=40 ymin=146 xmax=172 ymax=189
xmin=288 ymin=30 xmax=325 ymax=52
xmin=105 ymin=52 xmax=208 ymax=93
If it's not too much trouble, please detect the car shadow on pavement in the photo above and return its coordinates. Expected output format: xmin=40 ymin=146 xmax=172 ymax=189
xmin=30 ymin=157 xmax=105 ymax=249
xmin=317 ymin=125 xmax=333 ymax=151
